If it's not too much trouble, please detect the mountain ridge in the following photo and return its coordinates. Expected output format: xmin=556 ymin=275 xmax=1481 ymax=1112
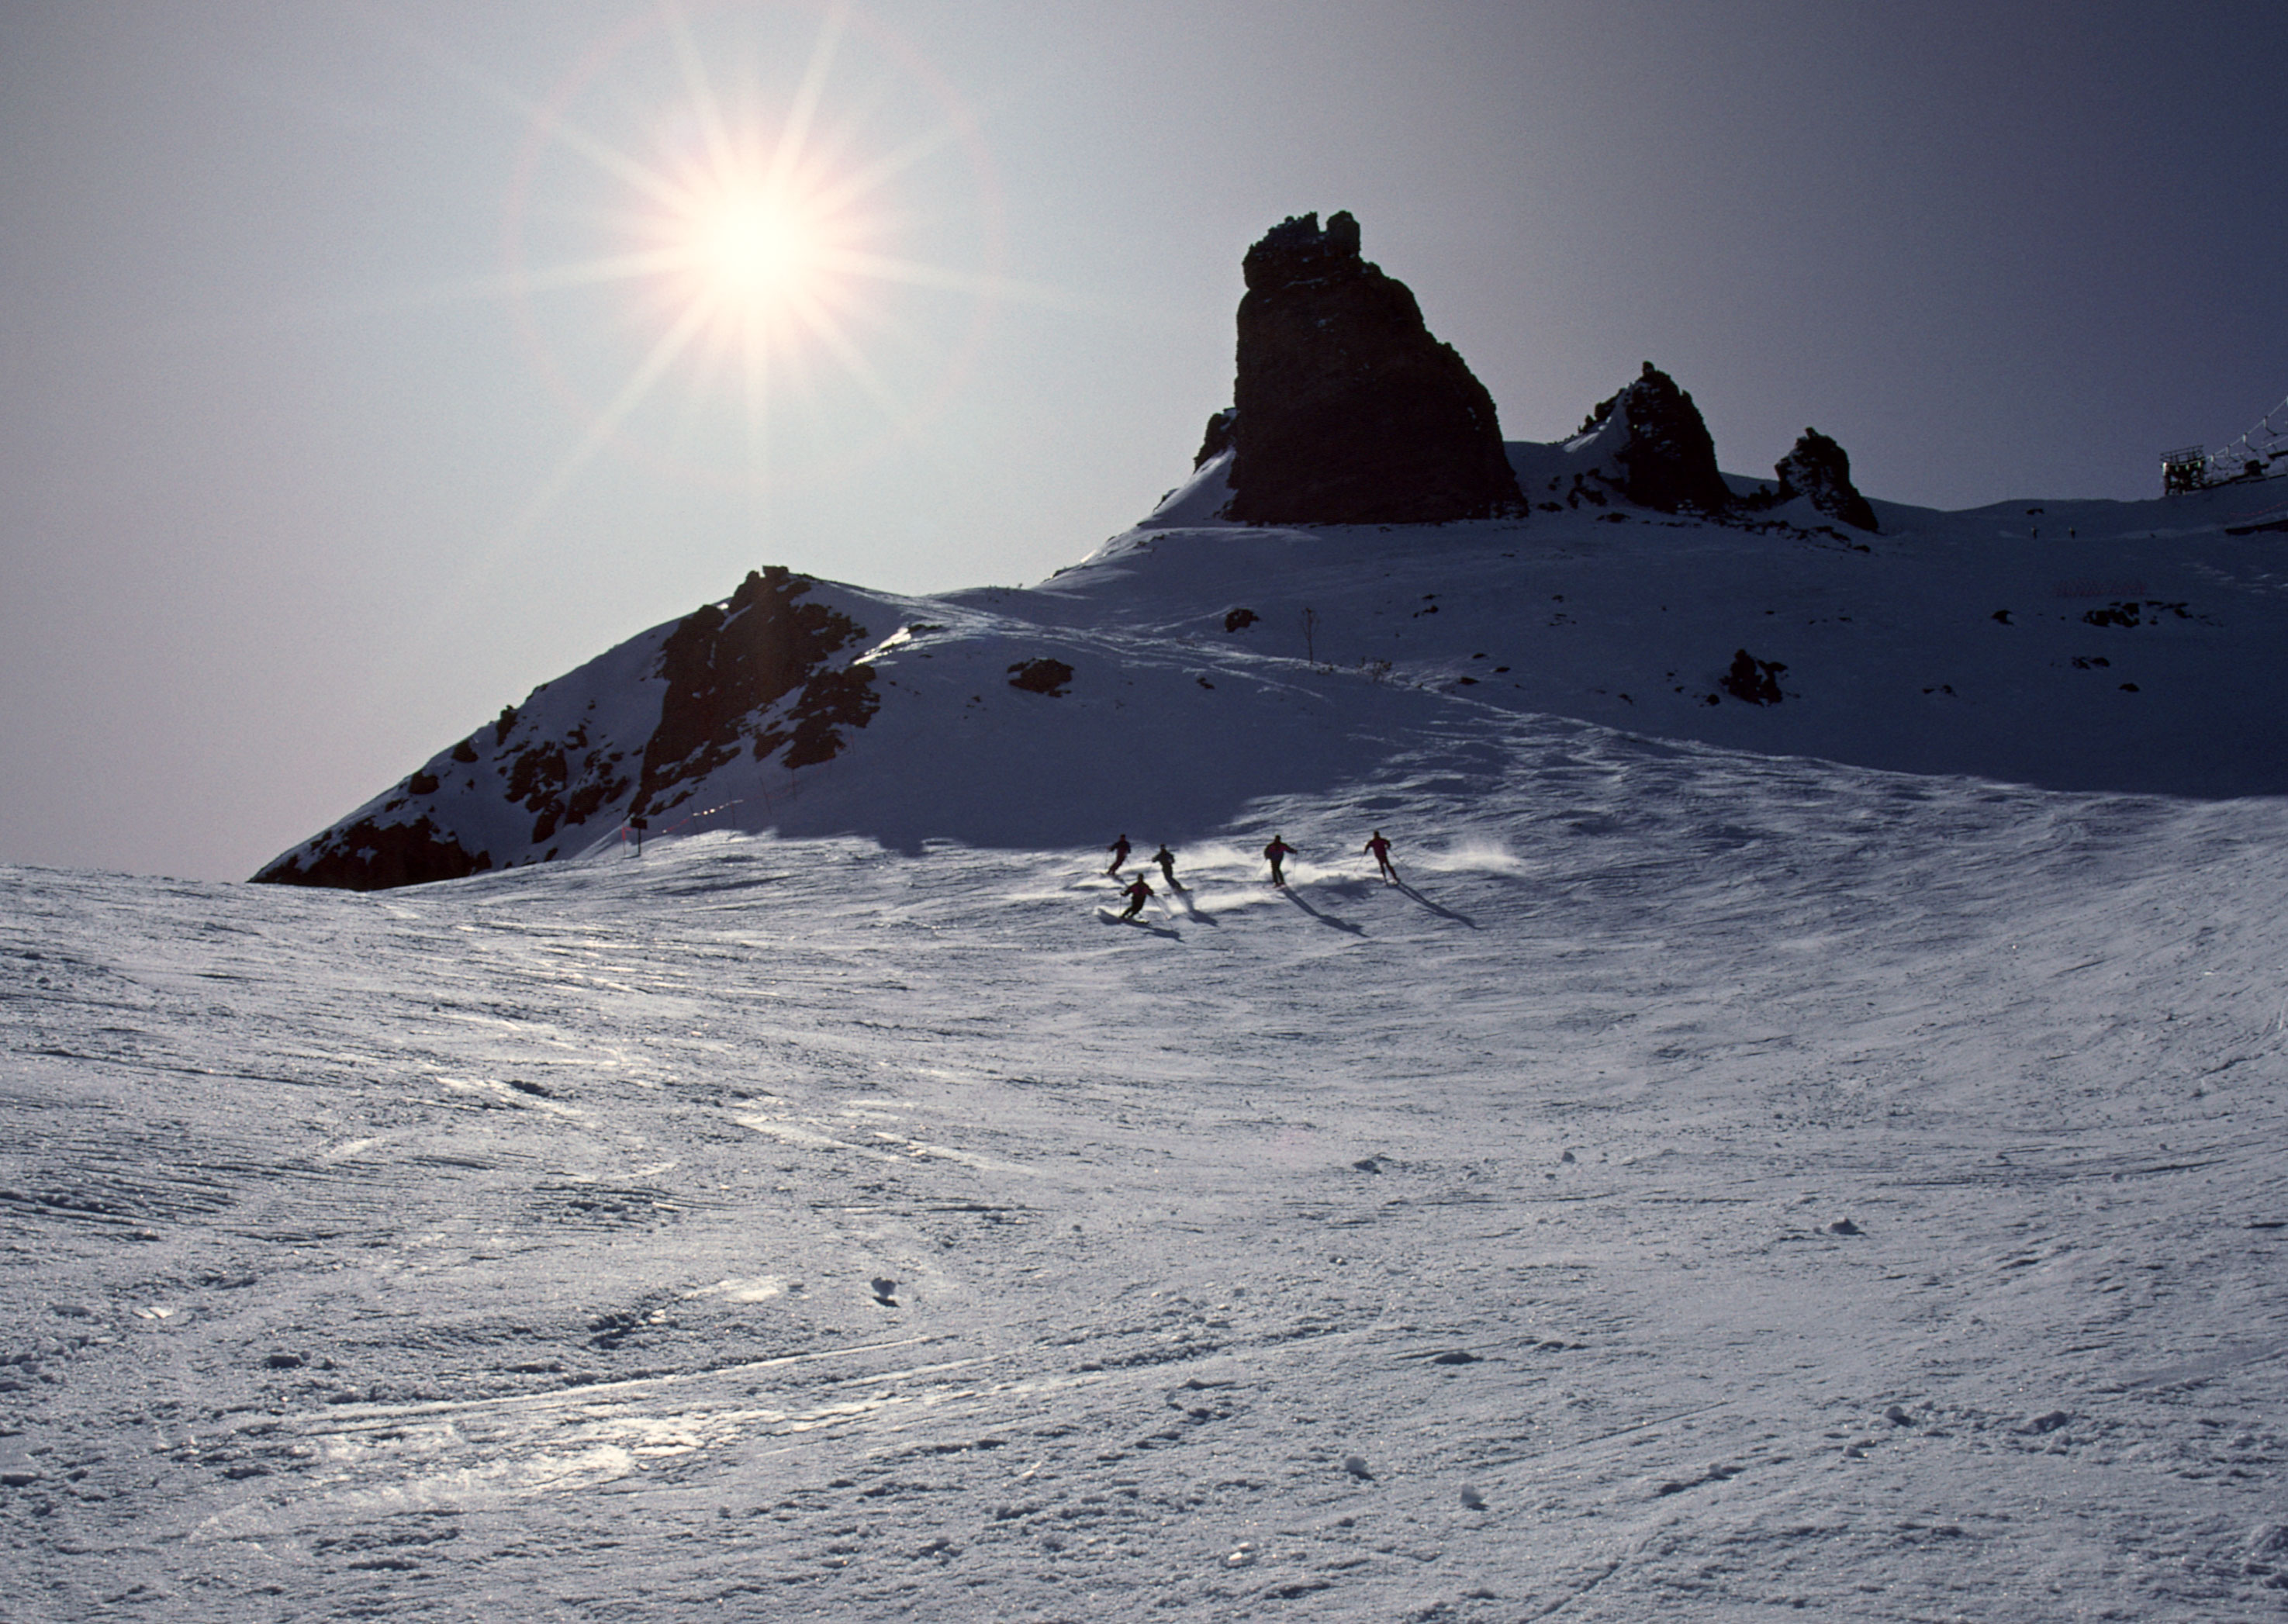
xmin=255 ymin=465 xmax=2288 ymax=890
xmin=255 ymin=214 xmax=2288 ymax=890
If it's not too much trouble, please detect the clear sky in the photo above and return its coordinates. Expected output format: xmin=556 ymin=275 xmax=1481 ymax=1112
xmin=4 ymin=0 xmax=2284 ymax=883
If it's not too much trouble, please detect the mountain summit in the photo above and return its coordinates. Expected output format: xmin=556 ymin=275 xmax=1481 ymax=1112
xmin=1218 ymin=211 xmax=1524 ymax=525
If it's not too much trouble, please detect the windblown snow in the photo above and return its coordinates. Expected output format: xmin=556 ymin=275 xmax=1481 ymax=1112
xmin=9 ymin=464 xmax=2288 ymax=1619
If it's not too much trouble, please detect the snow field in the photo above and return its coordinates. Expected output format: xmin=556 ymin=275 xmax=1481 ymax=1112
xmin=9 ymin=715 xmax=2288 ymax=1619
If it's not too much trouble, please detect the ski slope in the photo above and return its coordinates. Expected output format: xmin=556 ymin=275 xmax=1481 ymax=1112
xmin=10 ymin=706 xmax=2288 ymax=1619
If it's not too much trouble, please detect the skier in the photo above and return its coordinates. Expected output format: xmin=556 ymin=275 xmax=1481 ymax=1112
xmin=1105 ymin=833 xmax=1132 ymax=876
xmin=1152 ymin=843 xmax=1181 ymax=890
xmin=1363 ymin=828 xmax=1397 ymax=883
xmin=1118 ymin=874 xmax=1154 ymax=920
xmin=1263 ymin=834 xmax=1296 ymax=887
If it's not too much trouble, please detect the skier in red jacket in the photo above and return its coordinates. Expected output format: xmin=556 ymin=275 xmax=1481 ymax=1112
xmin=1105 ymin=834 xmax=1132 ymax=876
xmin=1118 ymin=874 xmax=1154 ymax=919
xmin=1263 ymin=836 xmax=1296 ymax=886
xmin=1363 ymin=829 xmax=1397 ymax=883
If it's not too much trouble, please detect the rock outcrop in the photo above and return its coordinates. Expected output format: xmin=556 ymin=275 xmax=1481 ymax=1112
xmin=1574 ymin=363 xmax=1730 ymax=512
xmin=1773 ymin=427 xmax=1878 ymax=532
xmin=638 ymin=565 xmax=876 ymax=807
xmin=1721 ymin=648 xmax=1787 ymax=705
xmin=254 ymin=814 xmax=491 ymax=892
xmin=1574 ymin=363 xmax=1731 ymax=514
xmin=254 ymin=565 xmax=880 ymax=891
xmin=1193 ymin=407 xmax=1237 ymax=470
xmin=1222 ymin=212 xmax=1522 ymax=525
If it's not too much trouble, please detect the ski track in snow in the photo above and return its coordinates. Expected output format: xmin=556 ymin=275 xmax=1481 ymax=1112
xmin=6 ymin=731 xmax=2288 ymax=1620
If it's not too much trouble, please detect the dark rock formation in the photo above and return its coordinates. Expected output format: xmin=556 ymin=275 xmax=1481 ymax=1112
xmin=1007 ymin=658 xmax=1074 ymax=696
xmin=255 ymin=814 xmax=490 ymax=892
xmin=1774 ymin=427 xmax=1878 ymax=532
xmin=1721 ymin=648 xmax=1787 ymax=705
xmin=636 ymin=565 xmax=873 ymax=816
xmin=1223 ymin=607 xmax=1260 ymax=632
xmin=1194 ymin=408 xmax=1237 ymax=469
xmin=502 ymin=720 xmax=627 ymax=848
xmin=1578 ymin=363 xmax=1730 ymax=513
xmin=763 ymin=665 xmax=881 ymax=768
xmin=1222 ymin=212 xmax=1523 ymax=524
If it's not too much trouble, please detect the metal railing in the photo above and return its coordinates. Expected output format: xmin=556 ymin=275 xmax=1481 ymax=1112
xmin=2162 ymin=394 xmax=2288 ymax=493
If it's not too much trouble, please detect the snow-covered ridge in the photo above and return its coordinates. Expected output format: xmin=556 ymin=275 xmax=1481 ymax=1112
xmin=257 ymin=454 xmax=2288 ymax=889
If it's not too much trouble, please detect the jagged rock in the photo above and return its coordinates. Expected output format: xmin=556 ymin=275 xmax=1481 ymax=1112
xmin=765 ymin=665 xmax=881 ymax=768
xmin=1007 ymin=658 xmax=1074 ymax=696
xmin=254 ymin=814 xmax=490 ymax=891
xmin=1222 ymin=212 xmax=1522 ymax=525
xmin=1577 ymin=363 xmax=1730 ymax=514
xmin=1775 ymin=427 xmax=1878 ymax=532
xmin=259 ymin=565 xmax=882 ymax=891
xmin=1194 ymin=408 xmax=1237 ymax=469
xmin=1223 ymin=607 xmax=1260 ymax=632
xmin=1722 ymin=648 xmax=1786 ymax=705
xmin=637 ymin=566 xmax=873 ymax=816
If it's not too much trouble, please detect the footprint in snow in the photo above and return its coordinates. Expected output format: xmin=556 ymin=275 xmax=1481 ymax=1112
xmin=870 ymin=1277 xmax=899 ymax=1306
xmin=1343 ymin=1454 xmax=1374 ymax=1481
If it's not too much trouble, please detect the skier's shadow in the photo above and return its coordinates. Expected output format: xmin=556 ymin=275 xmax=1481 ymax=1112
xmin=1170 ymin=891 xmax=1219 ymax=926
xmin=1393 ymin=879 xmax=1477 ymax=928
xmin=1283 ymin=886 xmax=1366 ymax=936
xmin=1098 ymin=909 xmax=1182 ymax=939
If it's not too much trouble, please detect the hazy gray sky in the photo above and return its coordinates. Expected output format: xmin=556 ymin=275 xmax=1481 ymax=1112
xmin=5 ymin=0 xmax=2284 ymax=881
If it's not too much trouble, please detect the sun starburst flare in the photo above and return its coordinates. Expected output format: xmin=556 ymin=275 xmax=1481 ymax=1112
xmin=491 ymin=0 xmax=1011 ymax=525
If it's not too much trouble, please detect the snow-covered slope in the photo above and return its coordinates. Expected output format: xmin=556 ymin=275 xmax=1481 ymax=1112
xmin=9 ymin=729 xmax=2288 ymax=1619
xmin=261 ymin=459 xmax=2288 ymax=888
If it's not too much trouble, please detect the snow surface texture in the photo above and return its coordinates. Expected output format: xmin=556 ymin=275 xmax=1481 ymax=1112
xmin=10 ymin=730 xmax=2288 ymax=1617
xmin=17 ymin=458 xmax=2288 ymax=1618
xmin=260 ymin=458 xmax=2288 ymax=887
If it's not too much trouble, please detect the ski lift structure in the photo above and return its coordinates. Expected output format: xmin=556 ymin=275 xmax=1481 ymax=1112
xmin=2162 ymin=392 xmax=2288 ymax=494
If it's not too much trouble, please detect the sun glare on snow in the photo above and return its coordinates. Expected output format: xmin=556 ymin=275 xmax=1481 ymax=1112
xmin=500 ymin=1 xmax=1003 ymax=503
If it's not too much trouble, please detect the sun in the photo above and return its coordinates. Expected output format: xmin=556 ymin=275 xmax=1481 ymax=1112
xmin=651 ymin=160 xmax=860 ymax=348
xmin=687 ymin=187 xmax=820 ymax=307
xmin=495 ymin=1 xmax=1008 ymax=513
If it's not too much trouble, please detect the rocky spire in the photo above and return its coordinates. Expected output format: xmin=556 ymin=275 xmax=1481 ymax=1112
xmin=1575 ymin=362 xmax=1731 ymax=514
xmin=1220 ymin=212 xmax=1523 ymax=525
xmin=1773 ymin=427 xmax=1878 ymax=531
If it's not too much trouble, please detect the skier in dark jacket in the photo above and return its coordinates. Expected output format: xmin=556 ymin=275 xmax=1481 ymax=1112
xmin=1105 ymin=834 xmax=1132 ymax=876
xmin=1151 ymin=843 xmax=1181 ymax=890
xmin=1364 ymin=829 xmax=1397 ymax=883
xmin=1263 ymin=836 xmax=1296 ymax=886
xmin=1118 ymin=874 xmax=1154 ymax=919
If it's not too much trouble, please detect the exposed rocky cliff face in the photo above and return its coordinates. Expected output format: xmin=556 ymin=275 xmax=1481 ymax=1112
xmin=637 ymin=565 xmax=876 ymax=812
xmin=1222 ymin=212 xmax=1522 ymax=525
xmin=253 ymin=813 xmax=493 ymax=892
xmin=1773 ymin=427 xmax=1878 ymax=531
xmin=254 ymin=566 xmax=878 ymax=890
xmin=1574 ymin=362 xmax=1731 ymax=514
